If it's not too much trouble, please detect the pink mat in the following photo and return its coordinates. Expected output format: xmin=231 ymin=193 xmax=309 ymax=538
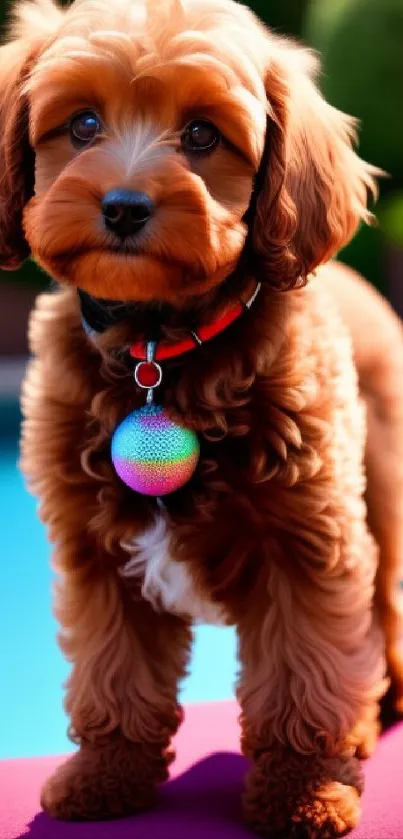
xmin=1 ymin=702 xmax=402 ymax=839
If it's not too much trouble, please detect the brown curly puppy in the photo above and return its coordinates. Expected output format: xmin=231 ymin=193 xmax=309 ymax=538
xmin=0 ymin=0 xmax=402 ymax=835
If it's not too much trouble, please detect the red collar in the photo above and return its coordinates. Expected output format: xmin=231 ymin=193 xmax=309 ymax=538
xmin=129 ymin=281 xmax=261 ymax=363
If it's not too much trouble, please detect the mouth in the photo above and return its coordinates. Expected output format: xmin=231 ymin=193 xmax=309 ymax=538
xmin=103 ymin=240 xmax=145 ymax=256
xmin=53 ymin=242 xmax=145 ymax=262
xmin=36 ymin=230 xmax=244 ymax=308
xmin=52 ymin=243 xmax=225 ymax=282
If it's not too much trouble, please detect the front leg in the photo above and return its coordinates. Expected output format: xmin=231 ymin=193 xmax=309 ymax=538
xmin=39 ymin=556 xmax=191 ymax=821
xmin=237 ymin=521 xmax=386 ymax=838
xmin=20 ymin=310 xmax=191 ymax=821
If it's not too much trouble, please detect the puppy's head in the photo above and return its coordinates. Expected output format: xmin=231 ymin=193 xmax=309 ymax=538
xmin=0 ymin=0 xmax=377 ymax=303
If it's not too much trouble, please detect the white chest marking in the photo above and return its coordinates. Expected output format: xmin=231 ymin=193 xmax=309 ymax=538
xmin=120 ymin=514 xmax=226 ymax=625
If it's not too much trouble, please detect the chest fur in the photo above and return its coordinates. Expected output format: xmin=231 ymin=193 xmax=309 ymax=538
xmin=120 ymin=514 xmax=227 ymax=625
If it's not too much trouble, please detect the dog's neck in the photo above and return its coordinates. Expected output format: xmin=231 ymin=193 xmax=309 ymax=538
xmin=78 ymin=265 xmax=257 ymax=346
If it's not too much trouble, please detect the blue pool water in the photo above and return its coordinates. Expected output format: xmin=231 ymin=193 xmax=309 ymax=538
xmin=0 ymin=408 xmax=237 ymax=760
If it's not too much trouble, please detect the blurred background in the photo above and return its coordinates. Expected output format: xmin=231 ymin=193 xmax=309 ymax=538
xmin=1 ymin=0 xmax=402 ymax=760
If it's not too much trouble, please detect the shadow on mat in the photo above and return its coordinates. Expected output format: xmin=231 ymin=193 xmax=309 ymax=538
xmin=19 ymin=752 xmax=253 ymax=839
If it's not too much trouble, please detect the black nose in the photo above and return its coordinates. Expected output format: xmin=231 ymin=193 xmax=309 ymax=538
xmin=101 ymin=189 xmax=154 ymax=238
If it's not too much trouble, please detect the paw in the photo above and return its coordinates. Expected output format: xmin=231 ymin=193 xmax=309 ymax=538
xmin=289 ymin=782 xmax=360 ymax=838
xmin=41 ymin=738 xmax=169 ymax=820
xmin=243 ymin=750 xmax=362 ymax=839
xmin=245 ymin=780 xmax=360 ymax=838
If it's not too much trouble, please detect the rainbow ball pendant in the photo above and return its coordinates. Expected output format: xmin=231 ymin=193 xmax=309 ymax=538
xmin=111 ymin=403 xmax=200 ymax=496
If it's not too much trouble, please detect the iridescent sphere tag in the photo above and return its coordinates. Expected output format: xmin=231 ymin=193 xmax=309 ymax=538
xmin=112 ymin=403 xmax=200 ymax=496
xmin=111 ymin=342 xmax=200 ymax=496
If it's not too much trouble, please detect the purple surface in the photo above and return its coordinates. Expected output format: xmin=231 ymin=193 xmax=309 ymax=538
xmin=6 ymin=720 xmax=403 ymax=838
xmin=18 ymin=753 xmax=250 ymax=839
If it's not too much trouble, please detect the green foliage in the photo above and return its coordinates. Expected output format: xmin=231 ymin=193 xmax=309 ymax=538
xmin=305 ymin=0 xmax=403 ymax=186
xmin=304 ymin=0 xmax=403 ymax=291
xmin=304 ymin=0 xmax=355 ymax=53
xmin=0 ymin=260 xmax=47 ymax=290
xmin=378 ymin=192 xmax=403 ymax=250
xmin=247 ymin=0 xmax=309 ymax=38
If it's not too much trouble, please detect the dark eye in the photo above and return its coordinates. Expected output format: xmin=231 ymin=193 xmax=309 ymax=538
xmin=182 ymin=119 xmax=220 ymax=152
xmin=69 ymin=110 xmax=101 ymax=148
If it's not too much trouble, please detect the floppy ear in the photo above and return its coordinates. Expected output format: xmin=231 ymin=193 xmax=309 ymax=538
xmin=0 ymin=0 xmax=63 ymax=270
xmin=0 ymin=40 xmax=37 ymax=270
xmin=252 ymin=43 xmax=379 ymax=290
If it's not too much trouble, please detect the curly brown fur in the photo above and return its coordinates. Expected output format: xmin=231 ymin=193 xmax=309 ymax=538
xmin=40 ymin=731 xmax=173 ymax=820
xmin=1 ymin=0 xmax=403 ymax=836
xmin=243 ymin=748 xmax=362 ymax=838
